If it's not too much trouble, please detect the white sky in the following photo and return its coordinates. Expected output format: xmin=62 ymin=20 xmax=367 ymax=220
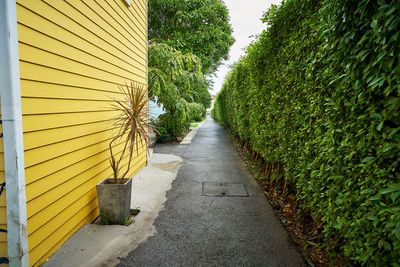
xmin=211 ymin=0 xmax=282 ymax=95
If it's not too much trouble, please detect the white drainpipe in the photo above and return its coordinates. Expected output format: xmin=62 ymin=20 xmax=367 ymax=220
xmin=0 ymin=1 xmax=29 ymax=266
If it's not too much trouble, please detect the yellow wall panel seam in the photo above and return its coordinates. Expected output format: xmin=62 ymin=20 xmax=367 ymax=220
xmin=19 ymin=60 xmax=136 ymax=90
xmin=24 ymin=143 xmax=113 ymax=187
xmin=22 ymin=109 xmax=115 ymax=116
xmin=18 ymin=24 xmax=143 ymax=79
xmin=32 ymin=208 xmax=98 ymax=267
xmin=16 ymin=4 xmax=146 ymax=70
xmin=20 ymin=79 xmax=123 ymax=98
xmin=77 ymin=0 xmax=147 ymax=50
xmin=25 ymin=145 xmax=136 ymax=202
xmin=106 ymin=0 xmax=148 ymax=45
xmin=60 ymin=0 xmax=147 ymax=60
xmin=90 ymin=0 xmax=147 ymax=44
xmin=28 ymin=195 xmax=98 ymax=251
xmin=26 ymin=153 xmax=145 ymax=225
xmin=92 ymin=0 xmax=147 ymax=43
xmin=22 ymin=140 xmax=144 ymax=187
xmin=126 ymin=0 xmax=148 ymax=29
xmin=35 ymin=1 xmax=147 ymax=67
xmin=19 ymin=62 xmax=146 ymax=94
xmin=23 ymin=134 xmax=115 ymax=168
xmin=17 ymin=21 xmax=145 ymax=76
xmin=28 ymin=202 xmax=99 ymax=266
xmin=19 ymin=44 xmax=142 ymax=84
xmin=133 ymin=0 xmax=148 ymax=21
xmin=22 ymin=111 xmax=123 ymax=133
xmin=19 ymin=41 xmax=145 ymax=81
xmin=24 ymin=127 xmax=116 ymax=152
xmin=21 ymin=79 xmax=122 ymax=98
xmin=25 ymin=140 xmax=146 ymax=186
xmin=22 ymin=96 xmax=113 ymax=102
xmin=23 ymin=119 xmax=113 ymax=134
xmin=105 ymin=0 xmax=147 ymax=39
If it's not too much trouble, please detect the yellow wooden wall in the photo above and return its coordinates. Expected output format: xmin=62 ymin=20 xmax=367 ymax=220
xmin=15 ymin=0 xmax=148 ymax=266
xmin=0 ymin=119 xmax=7 ymax=265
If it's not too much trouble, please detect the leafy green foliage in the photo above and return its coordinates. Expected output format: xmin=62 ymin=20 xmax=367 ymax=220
xmin=149 ymin=43 xmax=210 ymax=140
xmin=148 ymin=0 xmax=235 ymax=74
xmin=188 ymin=102 xmax=206 ymax=122
xmin=212 ymin=0 xmax=400 ymax=264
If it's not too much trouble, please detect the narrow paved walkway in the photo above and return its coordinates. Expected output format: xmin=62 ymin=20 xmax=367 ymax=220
xmin=117 ymin=117 xmax=304 ymax=266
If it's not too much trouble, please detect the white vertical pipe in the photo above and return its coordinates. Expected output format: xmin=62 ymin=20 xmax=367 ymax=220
xmin=0 ymin=1 xmax=29 ymax=266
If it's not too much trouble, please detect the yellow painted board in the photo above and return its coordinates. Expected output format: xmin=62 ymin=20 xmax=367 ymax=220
xmin=24 ymin=142 xmax=144 ymax=202
xmin=17 ymin=1 xmax=146 ymax=69
xmin=44 ymin=0 xmax=147 ymax=63
xmin=0 ymin=241 xmax=8 ymax=258
xmin=19 ymin=62 xmax=146 ymax=94
xmin=17 ymin=0 xmax=147 ymax=66
xmin=22 ymin=111 xmax=121 ymax=133
xmin=28 ymin=189 xmax=98 ymax=250
xmin=18 ymin=25 xmax=142 ymax=80
xmin=90 ymin=0 xmax=147 ymax=43
xmin=23 ymin=120 xmax=115 ymax=151
xmin=19 ymin=43 xmax=139 ymax=84
xmin=20 ymin=79 xmax=120 ymax=102
xmin=26 ymin=149 xmax=146 ymax=219
xmin=64 ymin=0 xmax=146 ymax=51
xmin=0 ymin=193 xmax=5 ymax=208
xmin=34 ymin=208 xmax=98 ymax=267
xmin=23 ymin=131 xmax=112 ymax=168
xmin=17 ymin=20 xmax=145 ymax=77
xmin=23 ymin=137 xmax=144 ymax=186
xmin=28 ymin=200 xmax=99 ymax=266
xmin=20 ymin=62 xmax=119 ymax=94
xmin=23 ymin=129 xmax=144 ymax=168
xmin=109 ymin=0 xmax=147 ymax=32
xmin=0 ymin=228 xmax=6 ymax=243
xmin=0 ymin=155 xmax=4 ymax=171
xmin=0 ymin=207 xmax=6 ymax=225
xmin=21 ymin=97 xmax=112 ymax=115
xmin=130 ymin=0 xmax=147 ymax=18
xmin=16 ymin=4 xmax=146 ymax=72
xmin=24 ymin=137 xmax=113 ymax=178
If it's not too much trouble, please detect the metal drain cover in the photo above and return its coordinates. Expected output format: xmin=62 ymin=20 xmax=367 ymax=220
xmin=202 ymin=182 xmax=249 ymax=197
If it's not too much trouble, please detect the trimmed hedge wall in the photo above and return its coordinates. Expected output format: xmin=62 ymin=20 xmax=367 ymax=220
xmin=212 ymin=0 xmax=400 ymax=265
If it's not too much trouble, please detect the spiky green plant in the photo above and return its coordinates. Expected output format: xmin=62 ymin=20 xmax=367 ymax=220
xmin=109 ymin=82 xmax=155 ymax=184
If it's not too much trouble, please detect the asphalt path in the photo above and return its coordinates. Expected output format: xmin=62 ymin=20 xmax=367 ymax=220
xmin=117 ymin=117 xmax=305 ymax=267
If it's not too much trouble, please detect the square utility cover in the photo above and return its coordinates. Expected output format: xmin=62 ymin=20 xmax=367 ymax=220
xmin=202 ymin=182 xmax=249 ymax=197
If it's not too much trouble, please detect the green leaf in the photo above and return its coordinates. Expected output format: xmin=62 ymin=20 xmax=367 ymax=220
xmin=377 ymin=121 xmax=384 ymax=131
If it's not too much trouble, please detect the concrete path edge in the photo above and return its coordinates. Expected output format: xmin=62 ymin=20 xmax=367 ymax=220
xmin=180 ymin=120 xmax=206 ymax=144
xmin=43 ymin=153 xmax=183 ymax=267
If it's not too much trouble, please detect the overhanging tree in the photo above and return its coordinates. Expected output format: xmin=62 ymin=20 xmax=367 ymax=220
xmin=148 ymin=0 xmax=235 ymax=74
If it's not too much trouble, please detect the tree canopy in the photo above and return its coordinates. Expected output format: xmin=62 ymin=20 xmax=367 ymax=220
xmin=148 ymin=0 xmax=235 ymax=74
xmin=149 ymin=43 xmax=210 ymax=140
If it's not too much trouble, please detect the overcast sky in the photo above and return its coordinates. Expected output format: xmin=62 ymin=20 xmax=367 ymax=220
xmin=211 ymin=0 xmax=282 ymax=95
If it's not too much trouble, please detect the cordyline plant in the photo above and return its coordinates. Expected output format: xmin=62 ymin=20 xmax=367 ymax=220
xmin=109 ymin=82 xmax=156 ymax=184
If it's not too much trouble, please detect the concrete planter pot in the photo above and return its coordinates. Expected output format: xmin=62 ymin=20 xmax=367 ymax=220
xmin=96 ymin=178 xmax=132 ymax=224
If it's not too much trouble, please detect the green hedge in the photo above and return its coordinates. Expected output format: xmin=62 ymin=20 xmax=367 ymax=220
xmin=212 ymin=0 xmax=400 ymax=265
xmin=188 ymin=102 xmax=206 ymax=122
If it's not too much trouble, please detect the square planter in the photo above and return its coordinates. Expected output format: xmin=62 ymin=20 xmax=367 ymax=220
xmin=96 ymin=178 xmax=132 ymax=224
